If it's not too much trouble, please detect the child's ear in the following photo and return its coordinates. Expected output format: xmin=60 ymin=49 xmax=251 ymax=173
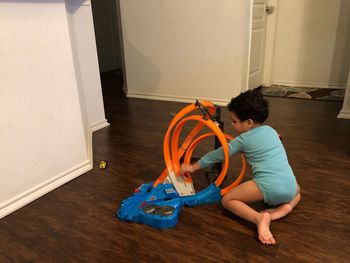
xmin=247 ymin=119 xmax=254 ymax=127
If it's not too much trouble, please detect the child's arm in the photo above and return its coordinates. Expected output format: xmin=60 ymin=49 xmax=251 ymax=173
xmin=180 ymin=162 xmax=201 ymax=175
xmin=180 ymin=136 xmax=244 ymax=176
xmin=179 ymin=146 xmax=227 ymax=176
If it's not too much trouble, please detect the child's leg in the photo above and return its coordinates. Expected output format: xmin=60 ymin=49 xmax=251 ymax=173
xmin=221 ymin=180 xmax=276 ymax=245
xmin=264 ymin=184 xmax=301 ymax=221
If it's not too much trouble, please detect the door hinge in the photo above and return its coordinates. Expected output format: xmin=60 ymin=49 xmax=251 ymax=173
xmin=266 ymin=5 xmax=275 ymax=15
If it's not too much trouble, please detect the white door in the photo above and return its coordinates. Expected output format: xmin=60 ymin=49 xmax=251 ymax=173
xmin=248 ymin=0 xmax=269 ymax=89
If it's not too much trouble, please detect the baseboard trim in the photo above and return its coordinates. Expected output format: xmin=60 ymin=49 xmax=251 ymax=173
xmin=337 ymin=110 xmax=350 ymax=119
xmin=91 ymin=120 xmax=110 ymax=132
xmin=122 ymin=83 xmax=127 ymax=96
xmin=0 ymin=160 xmax=92 ymax=219
xmin=127 ymin=92 xmax=230 ymax=106
xmin=272 ymin=81 xmax=346 ymax=90
xmin=0 ymin=129 xmax=94 ymax=220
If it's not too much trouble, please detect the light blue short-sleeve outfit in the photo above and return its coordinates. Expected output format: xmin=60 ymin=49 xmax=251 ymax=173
xmin=198 ymin=126 xmax=297 ymax=206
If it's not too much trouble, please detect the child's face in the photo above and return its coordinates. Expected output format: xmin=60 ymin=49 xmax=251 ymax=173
xmin=229 ymin=112 xmax=254 ymax=134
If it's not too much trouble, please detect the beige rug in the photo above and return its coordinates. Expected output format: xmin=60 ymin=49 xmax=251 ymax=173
xmin=261 ymin=85 xmax=345 ymax=102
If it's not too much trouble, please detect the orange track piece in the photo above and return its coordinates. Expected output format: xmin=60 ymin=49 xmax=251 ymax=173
xmin=154 ymin=101 xmax=215 ymax=187
xmin=153 ymin=101 xmax=246 ymax=196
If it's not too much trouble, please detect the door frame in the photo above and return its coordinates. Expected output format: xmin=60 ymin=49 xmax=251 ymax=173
xmin=262 ymin=0 xmax=278 ymax=87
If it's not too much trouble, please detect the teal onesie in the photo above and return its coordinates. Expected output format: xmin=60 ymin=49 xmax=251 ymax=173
xmin=198 ymin=125 xmax=297 ymax=206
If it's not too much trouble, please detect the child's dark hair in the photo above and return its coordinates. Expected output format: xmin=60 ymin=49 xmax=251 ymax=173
xmin=227 ymin=87 xmax=269 ymax=123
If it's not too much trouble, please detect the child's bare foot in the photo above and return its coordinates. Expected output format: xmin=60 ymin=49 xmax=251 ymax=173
xmin=262 ymin=204 xmax=292 ymax=220
xmin=257 ymin=212 xmax=276 ymax=245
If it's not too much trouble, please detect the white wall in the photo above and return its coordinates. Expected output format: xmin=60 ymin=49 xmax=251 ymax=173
xmin=119 ymin=0 xmax=252 ymax=105
xmin=66 ymin=0 xmax=109 ymax=131
xmin=0 ymin=1 xmax=93 ymax=218
xmin=270 ymin=0 xmax=350 ymax=88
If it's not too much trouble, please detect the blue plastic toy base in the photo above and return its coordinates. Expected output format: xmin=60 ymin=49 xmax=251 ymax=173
xmin=117 ymin=182 xmax=221 ymax=229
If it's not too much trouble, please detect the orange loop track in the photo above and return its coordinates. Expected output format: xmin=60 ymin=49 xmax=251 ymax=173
xmin=153 ymin=101 xmax=246 ymax=196
xmin=183 ymin=133 xmax=246 ymax=195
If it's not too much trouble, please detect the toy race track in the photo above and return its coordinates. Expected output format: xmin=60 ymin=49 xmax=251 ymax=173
xmin=117 ymin=100 xmax=246 ymax=229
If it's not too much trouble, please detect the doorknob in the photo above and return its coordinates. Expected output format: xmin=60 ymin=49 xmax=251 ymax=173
xmin=266 ymin=5 xmax=275 ymax=15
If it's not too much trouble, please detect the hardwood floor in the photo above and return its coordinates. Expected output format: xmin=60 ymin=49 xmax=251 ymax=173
xmin=1 ymin=72 xmax=349 ymax=262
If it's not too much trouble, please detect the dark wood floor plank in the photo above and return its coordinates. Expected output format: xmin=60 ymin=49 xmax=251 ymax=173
xmin=0 ymin=72 xmax=349 ymax=262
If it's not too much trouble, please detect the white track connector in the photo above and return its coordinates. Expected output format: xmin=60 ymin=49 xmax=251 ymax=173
xmin=168 ymin=171 xmax=195 ymax=196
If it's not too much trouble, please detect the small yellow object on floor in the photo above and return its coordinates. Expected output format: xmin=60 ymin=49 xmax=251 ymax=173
xmin=99 ymin=161 xmax=107 ymax=169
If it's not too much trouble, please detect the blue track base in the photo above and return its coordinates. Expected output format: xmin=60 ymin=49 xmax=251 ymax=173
xmin=117 ymin=182 xmax=222 ymax=229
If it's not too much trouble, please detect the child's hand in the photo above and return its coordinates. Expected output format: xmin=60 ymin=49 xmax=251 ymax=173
xmin=180 ymin=163 xmax=194 ymax=176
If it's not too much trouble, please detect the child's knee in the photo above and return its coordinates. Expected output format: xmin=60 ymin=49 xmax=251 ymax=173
xmin=221 ymin=195 xmax=240 ymax=209
xmin=221 ymin=195 xmax=229 ymax=208
xmin=221 ymin=195 xmax=235 ymax=208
